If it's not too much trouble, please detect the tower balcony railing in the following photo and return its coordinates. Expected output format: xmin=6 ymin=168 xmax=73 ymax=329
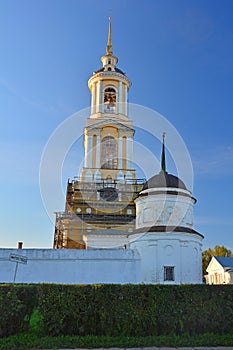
xmin=68 ymin=176 xmax=146 ymax=186
xmin=104 ymin=104 xmax=115 ymax=113
xmin=67 ymin=178 xmax=146 ymax=195
xmin=55 ymin=211 xmax=135 ymax=224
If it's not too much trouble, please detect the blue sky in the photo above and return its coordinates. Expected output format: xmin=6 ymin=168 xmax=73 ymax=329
xmin=0 ymin=0 xmax=233 ymax=250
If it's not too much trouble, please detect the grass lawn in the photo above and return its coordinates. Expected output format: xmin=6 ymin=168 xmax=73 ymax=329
xmin=0 ymin=333 xmax=233 ymax=350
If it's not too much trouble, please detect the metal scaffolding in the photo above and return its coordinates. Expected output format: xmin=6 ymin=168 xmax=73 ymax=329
xmin=54 ymin=177 xmax=145 ymax=249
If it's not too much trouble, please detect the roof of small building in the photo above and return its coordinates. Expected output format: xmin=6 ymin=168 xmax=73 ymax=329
xmin=143 ymin=171 xmax=187 ymax=191
xmin=214 ymin=256 xmax=233 ymax=269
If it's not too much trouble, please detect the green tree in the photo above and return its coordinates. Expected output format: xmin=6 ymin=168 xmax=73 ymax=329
xmin=202 ymin=245 xmax=233 ymax=280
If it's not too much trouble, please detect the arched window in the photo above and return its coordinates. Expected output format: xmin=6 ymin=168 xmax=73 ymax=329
xmin=101 ymin=136 xmax=117 ymax=169
xmin=106 ymin=176 xmax=112 ymax=183
xmin=104 ymin=87 xmax=116 ymax=112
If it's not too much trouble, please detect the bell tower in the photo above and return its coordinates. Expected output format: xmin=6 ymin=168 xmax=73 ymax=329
xmin=80 ymin=16 xmax=135 ymax=184
xmin=53 ymin=18 xmax=145 ymax=249
xmin=88 ymin=16 xmax=130 ymax=119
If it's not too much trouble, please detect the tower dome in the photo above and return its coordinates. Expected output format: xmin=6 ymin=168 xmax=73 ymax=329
xmin=136 ymin=133 xmax=196 ymax=230
xmin=142 ymin=132 xmax=187 ymax=192
xmin=129 ymin=133 xmax=203 ymax=284
xmin=143 ymin=172 xmax=187 ymax=191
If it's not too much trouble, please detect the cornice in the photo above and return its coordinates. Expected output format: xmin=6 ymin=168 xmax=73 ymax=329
xmin=88 ymin=71 xmax=131 ymax=89
xmin=85 ymin=119 xmax=135 ymax=133
xmin=133 ymin=225 xmax=204 ymax=239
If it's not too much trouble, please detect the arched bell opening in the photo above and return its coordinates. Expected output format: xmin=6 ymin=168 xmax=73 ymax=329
xmin=104 ymin=87 xmax=116 ymax=113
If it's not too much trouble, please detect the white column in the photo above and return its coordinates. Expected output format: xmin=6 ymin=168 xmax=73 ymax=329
xmin=97 ymin=80 xmax=103 ymax=113
xmin=126 ymin=136 xmax=133 ymax=169
xmin=87 ymin=134 xmax=93 ymax=168
xmin=118 ymin=136 xmax=123 ymax=169
xmin=115 ymin=91 xmax=119 ymax=113
xmin=96 ymin=134 xmax=100 ymax=168
xmin=91 ymin=83 xmax=96 ymax=115
xmin=118 ymin=82 xmax=122 ymax=114
xmin=124 ymin=84 xmax=128 ymax=116
xmin=84 ymin=133 xmax=88 ymax=167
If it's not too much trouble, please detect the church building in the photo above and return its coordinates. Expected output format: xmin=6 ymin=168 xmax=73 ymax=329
xmin=54 ymin=17 xmax=145 ymax=249
xmin=52 ymin=17 xmax=204 ymax=284
xmin=0 ymin=18 xmax=203 ymax=285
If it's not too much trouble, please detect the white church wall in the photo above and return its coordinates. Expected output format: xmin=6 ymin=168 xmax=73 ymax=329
xmin=0 ymin=249 xmax=140 ymax=284
xmin=83 ymin=232 xmax=129 ymax=249
xmin=136 ymin=190 xmax=195 ymax=229
xmin=130 ymin=232 xmax=203 ymax=284
xmin=179 ymin=239 xmax=202 ymax=283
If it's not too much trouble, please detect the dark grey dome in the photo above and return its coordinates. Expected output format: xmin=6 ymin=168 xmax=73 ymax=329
xmin=94 ymin=67 xmax=125 ymax=75
xmin=115 ymin=67 xmax=125 ymax=75
xmin=143 ymin=171 xmax=187 ymax=191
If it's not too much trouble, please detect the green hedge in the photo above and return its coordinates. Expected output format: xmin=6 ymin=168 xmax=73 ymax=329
xmin=0 ymin=285 xmax=37 ymax=337
xmin=37 ymin=284 xmax=233 ymax=337
xmin=0 ymin=284 xmax=233 ymax=338
xmin=37 ymin=284 xmax=158 ymax=337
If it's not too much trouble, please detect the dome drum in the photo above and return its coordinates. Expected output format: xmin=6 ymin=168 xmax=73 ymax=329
xmin=135 ymin=188 xmax=195 ymax=230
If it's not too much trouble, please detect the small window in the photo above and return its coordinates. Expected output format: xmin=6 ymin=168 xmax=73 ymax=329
xmin=164 ymin=266 xmax=175 ymax=281
xmin=76 ymin=208 xmax=81 ymax=213
xmin=108 ymin=67 xmax=112 ymax=71
xmin=86 ymin=208 xmax=91 ymax=214
xmin=127 ymin=209 xmax=132 ymax=215
xmin=108 ymin=60 xmax=111 ymax=64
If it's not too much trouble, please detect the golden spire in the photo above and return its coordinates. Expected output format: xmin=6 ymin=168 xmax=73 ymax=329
xmin=106 ymin=15 xmax=113 ymax=55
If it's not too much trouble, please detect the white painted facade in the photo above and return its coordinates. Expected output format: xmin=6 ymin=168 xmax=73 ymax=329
xmin=205 ymin=256 xmax=233 ymax=284
xmin=129 ymin=231 xmax=202 ymax=284
xmin=136 ymin=187 xmax=195 ymax=229
xmin=83 ymin=230 xmax=128 ymax=249
xmin=129 ymin=183 xmax=203 ymax=284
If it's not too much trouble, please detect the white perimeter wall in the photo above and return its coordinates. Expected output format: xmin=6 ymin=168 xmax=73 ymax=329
xmin=0 ymin=236 xmax=203 ymax=285
xmin=0 ymin=249 xmax=140 ymax=284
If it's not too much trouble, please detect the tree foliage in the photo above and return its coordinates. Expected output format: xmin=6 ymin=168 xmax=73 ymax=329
xmin=202 ymin=245 xmax=233 ymax=278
